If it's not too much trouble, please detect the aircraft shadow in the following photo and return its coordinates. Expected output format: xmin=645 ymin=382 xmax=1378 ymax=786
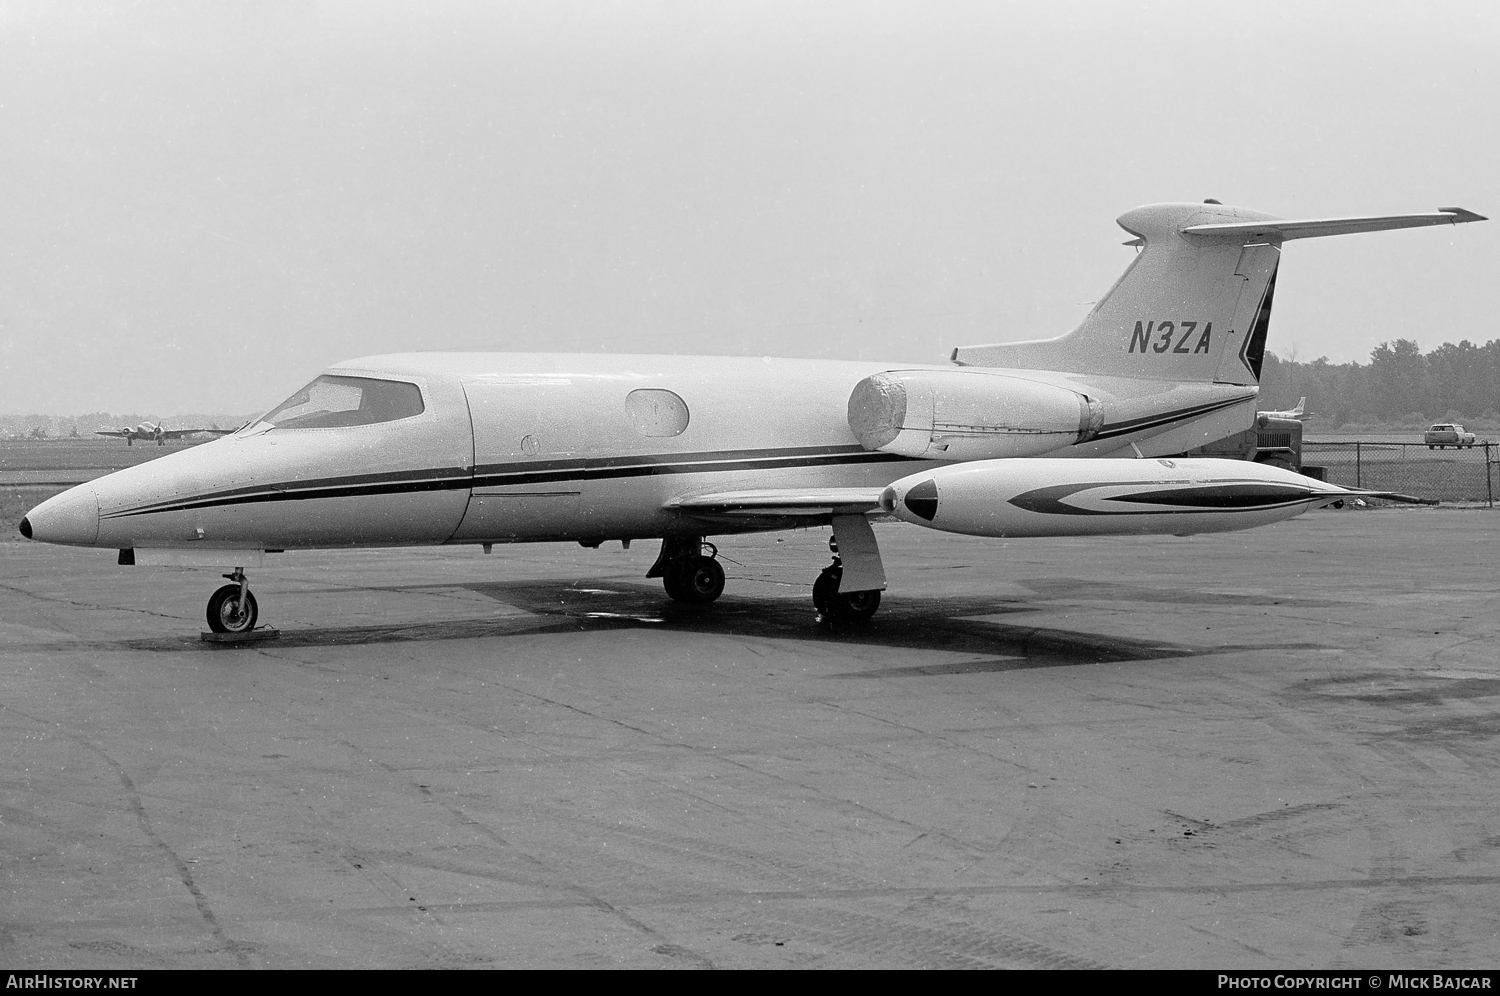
xmin=465 ymin=578 xmax=1202 ymax=671
xmin=91 ymin=577 xmax=1330 ymax=672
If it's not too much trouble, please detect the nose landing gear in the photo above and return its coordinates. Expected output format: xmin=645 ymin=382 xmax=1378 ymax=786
xmin=206 ymin=569 xmax=259 ymax=634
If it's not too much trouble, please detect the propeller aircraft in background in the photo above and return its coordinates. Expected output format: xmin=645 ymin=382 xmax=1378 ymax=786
xmin=95 ymin=423 xmax=234 ymax=446
xmin=1259 ymin=397 xmax=1310 ymax=421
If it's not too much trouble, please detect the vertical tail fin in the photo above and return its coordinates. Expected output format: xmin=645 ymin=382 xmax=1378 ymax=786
xmin=953 ymin=202 xmax=1484 ymax=385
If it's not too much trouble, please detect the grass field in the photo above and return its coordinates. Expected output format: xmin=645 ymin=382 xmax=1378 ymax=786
xmin=1304 ymin=441 xmax=1498 ymax=503
xmin=0 ymin=437 xmax=207 ymax=470
xmin=1307 ymin=432 xmax=1498 ymax=445
xmin=1 ymin=438 xmax=206 ymax=542
xmin=4 ymin=486 xmax=68 ymax=541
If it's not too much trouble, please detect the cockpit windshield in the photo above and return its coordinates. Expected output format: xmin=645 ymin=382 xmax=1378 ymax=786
xmin=245 ymin=375 xmax=425 ymax=432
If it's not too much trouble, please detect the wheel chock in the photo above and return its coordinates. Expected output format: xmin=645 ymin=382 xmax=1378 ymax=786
xmin=200 ymin=628 xmax=281 ymax=644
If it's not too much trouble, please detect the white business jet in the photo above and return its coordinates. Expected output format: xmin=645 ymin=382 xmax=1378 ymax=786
xmin=21 ymin=201 xmax=1483 ymax=634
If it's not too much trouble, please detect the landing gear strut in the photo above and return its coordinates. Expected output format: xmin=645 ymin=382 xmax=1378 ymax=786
xmin=206 ymin=568 xmax=259 ymax=633
xmin=650 ymin=537 xmax=725 ymax=604
xmin=813 ymin=536 xmax=881 ymax=622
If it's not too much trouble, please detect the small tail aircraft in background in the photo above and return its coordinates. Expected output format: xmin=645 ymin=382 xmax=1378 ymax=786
xmin=95 ymin=423 xmax=234 ymax=446
xmin=23 ymin=200 xmax=1483 ymax=634
xmin=1259 ymin=397 xmax=1310 ymax=421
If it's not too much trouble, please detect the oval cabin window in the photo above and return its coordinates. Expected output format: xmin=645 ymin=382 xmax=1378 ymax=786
xmin=625 ymin=389 xmax=690 ymax=437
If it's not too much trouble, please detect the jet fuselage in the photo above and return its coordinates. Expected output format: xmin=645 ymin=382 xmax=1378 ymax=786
xmin=23 ymin=351 xmax=1256 ymax=553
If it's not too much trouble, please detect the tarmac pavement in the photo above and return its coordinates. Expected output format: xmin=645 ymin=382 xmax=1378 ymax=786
xmin=1 ymin=510 xmax=1497 ymax=968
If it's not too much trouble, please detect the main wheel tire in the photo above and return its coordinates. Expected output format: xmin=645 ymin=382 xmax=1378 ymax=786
xmin=814 ymin=566 xmax=881 ymax=621
xmin=665 ymin=556 xmax=724 ymax=604
xmin=812 ymin=568 xmax=837 ymax=614
xmin=207 ymin=584 xmax=258 ymax=634
xmin=829 ymin=587 xmax=881 ymax=620
xmin=683 ymin=555 xmax=725 ymax=602
xmin=662 ymin=563 xmax=687 ymax=600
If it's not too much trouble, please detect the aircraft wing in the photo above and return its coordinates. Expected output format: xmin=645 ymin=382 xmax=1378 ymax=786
xmin=1331 ymin=488 xmax=1438 ymax=507
xmin=158 ymin=428 xmax=209 ymax=439
xmin=666 ymin=488 xmax=886 ymax=519
xmin=94 ymin=431 xmax=128 ymax=438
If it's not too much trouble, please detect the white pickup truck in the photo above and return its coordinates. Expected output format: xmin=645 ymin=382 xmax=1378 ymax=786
xmin=1424 ymin=423 xmax=1477 ymax=449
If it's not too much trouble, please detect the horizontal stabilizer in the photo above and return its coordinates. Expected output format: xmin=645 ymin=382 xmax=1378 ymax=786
xmin=953 ymin=200 xmax=1485 ymax=386
xmin=1181 ymin=207 xmax=1486 ymax=242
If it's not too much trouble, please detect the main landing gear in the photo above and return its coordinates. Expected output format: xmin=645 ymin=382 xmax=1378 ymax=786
xmin=813 ymin=536 xmax=881 ymax=622
xmin=814 ymin=513 xmax=888 ymax=622
xmin=647 ymin=517 xmax=888 ymax=622
xmin=206 ymin=568 xmax=259 ymax=634
xmin=649 ymin=536 xmax=726 ymax=605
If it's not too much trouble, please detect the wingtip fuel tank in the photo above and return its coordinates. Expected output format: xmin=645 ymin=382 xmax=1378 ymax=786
xmin=881 ymin=458 xmax=1354 ymax=538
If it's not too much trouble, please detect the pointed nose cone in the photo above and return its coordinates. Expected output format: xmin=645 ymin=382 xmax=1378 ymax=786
xmin=22 ymin=483 xmax=101 ymax=546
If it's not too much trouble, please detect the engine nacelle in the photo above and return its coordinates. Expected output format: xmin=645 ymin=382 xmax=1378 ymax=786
xmin=848 ymin=369 xmax=1102 ymax=461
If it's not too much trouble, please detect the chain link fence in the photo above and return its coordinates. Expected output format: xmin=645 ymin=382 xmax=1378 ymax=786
xmin=1303 ymin=441 xmax=1496 ymax=506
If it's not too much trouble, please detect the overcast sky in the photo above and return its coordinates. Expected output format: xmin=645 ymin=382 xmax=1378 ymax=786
xmin=2 ymin=0 xmax=1496 ymax=415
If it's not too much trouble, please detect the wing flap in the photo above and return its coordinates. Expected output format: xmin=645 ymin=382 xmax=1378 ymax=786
xmin=667 ymin=487 xmax=885 ymax=518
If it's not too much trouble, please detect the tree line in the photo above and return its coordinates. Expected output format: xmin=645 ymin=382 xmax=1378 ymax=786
xmin=1258 ymin=338 xmax=1500 ymax=429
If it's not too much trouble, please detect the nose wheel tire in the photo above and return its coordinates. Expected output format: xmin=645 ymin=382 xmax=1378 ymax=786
xmin=664 ymin=555 xmax=725 ymax=604
xmin=207 ymin=584 xmax=259 ymax=634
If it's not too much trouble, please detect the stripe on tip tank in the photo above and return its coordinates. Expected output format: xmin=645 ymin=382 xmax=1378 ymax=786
xmin=1008 ymin=482 xmax=1319 ymax=516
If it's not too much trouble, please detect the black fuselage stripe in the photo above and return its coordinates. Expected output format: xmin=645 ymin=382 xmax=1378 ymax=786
xmin=1092 ymin=397 xmax=1248 ymax=440
xmin=113 ymin=443 xmax=881 ymax=516
xmin=99 ymin=398 xmax=1256 ymax=521
xmin=473 ymin=451 xmax=905 ymax=488
xmin=480 ymin=443 xmax=872 ymax=474
xmin=101 ymin=449 xmax=913 ymax=518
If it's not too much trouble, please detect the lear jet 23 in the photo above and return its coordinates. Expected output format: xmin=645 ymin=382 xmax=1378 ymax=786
xmin=20 ymin=201 xmax=1484 ymax=633
xmin=96 ymin=423 xmax=232 ymax=446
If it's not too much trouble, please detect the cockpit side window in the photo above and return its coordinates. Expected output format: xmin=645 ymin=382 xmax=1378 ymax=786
xmin=250 ymin=375 xmax=425 ymax=431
